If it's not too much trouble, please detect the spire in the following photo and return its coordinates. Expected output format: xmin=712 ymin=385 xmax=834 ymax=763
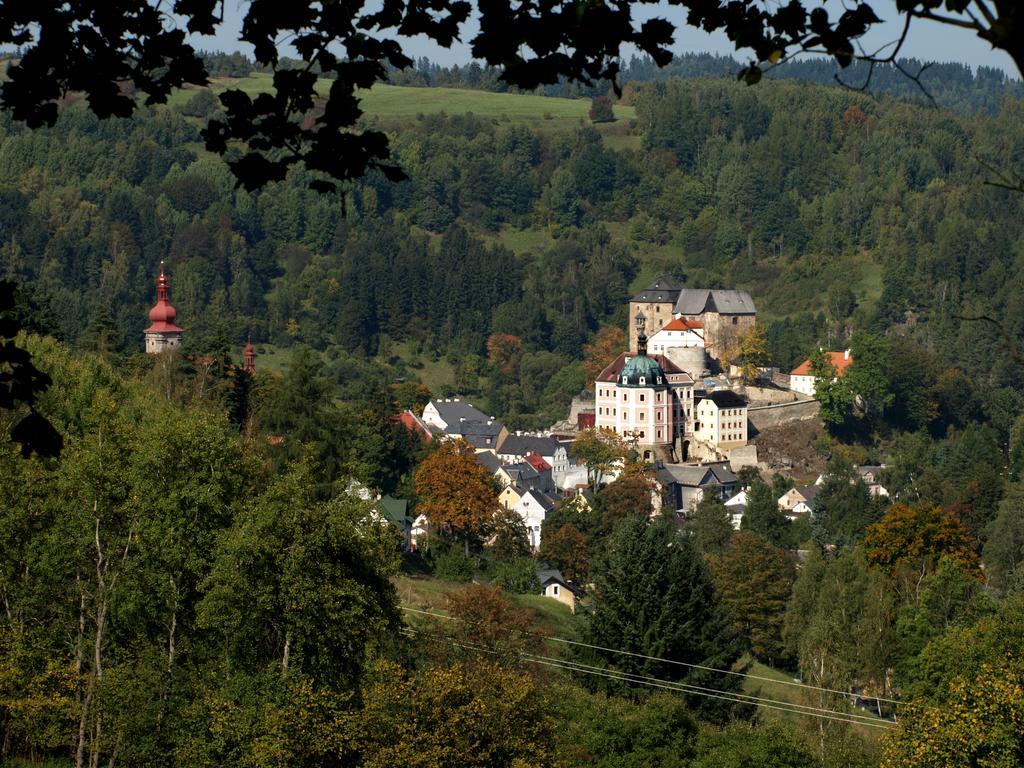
xmin=156 ymin=260 xmax=169 ymax=303
xmin=243 ymin=335 xmax=256 ymax=374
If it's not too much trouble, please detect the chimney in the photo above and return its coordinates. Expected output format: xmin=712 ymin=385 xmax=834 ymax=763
xmin=844 ymin=349 xmax=851 ymax=360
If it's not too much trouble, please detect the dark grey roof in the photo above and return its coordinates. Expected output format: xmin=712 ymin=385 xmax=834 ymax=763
xmin=537 ymin=567 xmax=568 ymax=587
xmin=674 ymin=289 xmax=756 ymax=316
xmin=706 ymin=462 xmax=738 ymax=485
xmin=795 ymin=484 xmax=820 ymax=503
xmin=499 ymin=434 xmax=560 ymax=457
xmin=502 ymin=462 xmax=541 ymax=483
xmin=631 ymin=276 xmax=682 ymax=303
xmin=657 ymin=464 xmax=716 ymax=487
xmin=706 ymin=390 xmax=748 ymax=409
xmin=474 ymin=451 xmax=502 ymax=473
xmin=430 ymin=398 xmax=486 ymax=423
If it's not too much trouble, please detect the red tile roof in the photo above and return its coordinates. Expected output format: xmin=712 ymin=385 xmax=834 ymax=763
xmin=791 ymin=351 xmax=853 ymax=377
xmin=397 ymin=410 xmax=434 ymax=441
xmin=524 ymin=453 xmax=551 ymax=472
xmin=659 ymin=317 xmax=704 ymax=331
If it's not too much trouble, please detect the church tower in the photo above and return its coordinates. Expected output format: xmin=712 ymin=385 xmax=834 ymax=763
xmin=243 ymin=337 xmax=256 ymax=374
xmin=144 ymin=262 xmax=183 ymax=354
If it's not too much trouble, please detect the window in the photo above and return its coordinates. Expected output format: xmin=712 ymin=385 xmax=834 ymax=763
xmin=639 ymin=394 xmax=645 ymax=402
xmin=657 ymin=429 xmax=662 ymax=439
xmin=639 ymin=412 xmax=645 ymax=422
xmin=553 ymin=585 xmax=559 ymax=596
xmin=639 ymin=431 xmax=645 ymax=439
xmin=623 ymin=393 xmax=628 ymax=402
xmin=639 ymin=376 xmax=646 ymax=385
xmin=732 ymin=317 xmax=738 ymax=325
xmin=656 ymin=412 xmax=662 ymax=421
xmin=656 ymin=393 xmax=662 ymax=403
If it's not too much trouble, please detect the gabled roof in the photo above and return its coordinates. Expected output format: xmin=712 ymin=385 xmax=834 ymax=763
xmin=518 ymin=488 xmax=557 ymax=513
xmin=501 ymin=462 xmax=541 ymax=483
xmin=795 ymin=484 xmax=820 ymax=503
xmin=790 ymin=351 xmax=853 ymax=377
xmin=631 ymin=276 xmax=682 ymax=304
xmin=499 ymin=434 xmax=560 ymax=458
xmin=705 ymin=462 xmax=738 ymax=485
xmin=374 ymin=495 xmax=410 ymax=526
xmin=397 ymin=410 xmax=434 ymax=441
xmin=657 ymin=464 xmax=716 ymax=488
xmin=524 ymin=453 xmax=552 ymax=472
xmin=674 ymin=289 xmax=756 ymax=316
xmin=657 ymin=317 xmax=704 ymax=332
xmin=596 ymin=352 xmax=693 ymax=384
xmin=427 ymin=399 xmax=500 ymax=428
xmin=537 ymin=567 xmax=568 ymax=588
xmin=474 ymin=450 xmax=502 ymax=474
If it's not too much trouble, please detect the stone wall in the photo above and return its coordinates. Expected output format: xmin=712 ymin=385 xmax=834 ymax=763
xmin=747 ymin=399 xmax=820 ymax=432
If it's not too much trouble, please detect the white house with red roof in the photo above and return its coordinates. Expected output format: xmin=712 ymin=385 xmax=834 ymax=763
xmin=144 ymin=262 xmax=184 ymax=353
xmin=789 ymin=350 xmax=853 ymax=397
xmin=648 ymin=317 xmax=705 ymax=354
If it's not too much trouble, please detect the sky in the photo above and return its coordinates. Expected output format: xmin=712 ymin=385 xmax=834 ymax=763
xmin=195 ymin=1 xmax=1019 ymax=77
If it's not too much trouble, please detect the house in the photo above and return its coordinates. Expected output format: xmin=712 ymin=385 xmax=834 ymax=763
xmin=373 ymin=495 xmax=412 ymax=550
xmin=789 ymin=350 xmax=853 ymax=397
xmin=499 ymin=483 xmax=526 ymax=511
xmin=497 ymin=461 xmax=553 ymax=495
xmin=656 ymin=461 xmax=739 ymax=514
xmin=537 ymin=567 xmax=581 ymax=613
xmin=693 ymin=390 xmax=749 ymax=450
xmin=673 ymin=288 xmax=756 ymax=364
xmin=421 ymin=398 xmax=507 ymax=449
xmin=514 ymin=489 xmax=558 ymax=549
xmin=856 ymin=465 xmax=890 ymax=497
xmin=724 ymin=489 xmax=747 ymax=530
xmin=648 ymin=317 xmax=705 ymax=353
xmin=777 ymin=485 xmax=819 ymax=519
xmin=473 ymin=449 xmax=503 ymax=475
xmin=497 ymin=433 xmax=565 ymax=467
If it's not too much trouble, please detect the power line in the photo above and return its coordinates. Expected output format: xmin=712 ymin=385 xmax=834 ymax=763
xmin=401 ymin=605 xmax=903 ymax=708
xmin=401 ymin=627 xmax=893 ymax=730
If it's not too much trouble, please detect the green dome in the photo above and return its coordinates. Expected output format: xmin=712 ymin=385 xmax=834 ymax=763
xmin=618 ymin=353 xmax=668 ymax=388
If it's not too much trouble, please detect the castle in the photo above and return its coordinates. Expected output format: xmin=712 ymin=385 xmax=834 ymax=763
xmin=628 ymin=278 xmax=756 ymax=370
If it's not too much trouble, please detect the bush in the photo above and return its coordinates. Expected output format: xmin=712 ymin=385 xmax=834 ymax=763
xmin=433 ymin=549 xmax=475 ymax=582
xmin=181 ymin=88 xmax=219 ymax=118
xmin=493 ymin=557 xmax=540 ymax=594
xmin=589 ymin=95 xmax=615 ymax=123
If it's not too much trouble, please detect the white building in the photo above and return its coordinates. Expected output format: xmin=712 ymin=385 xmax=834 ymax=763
xmin=789 ymin=350 xmax=853 ymax=397
xmin=693 ymin=390 xmax=749 ymax=449
xmin=648 ymin=317 xmax=705 ymax=354
xmin=514 ymin=489 xmax=558 ymax=550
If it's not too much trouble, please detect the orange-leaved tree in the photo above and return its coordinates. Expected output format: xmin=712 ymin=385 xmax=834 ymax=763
xmin=582 ymin=326 xmax=626 ymax=386
xmin=486 ymin=333 xmax=524 ymax=378
xmin=863 ymin=503 xmax=980 ymax=602
xmin=414 ymin=438 xmax=498 ymax=554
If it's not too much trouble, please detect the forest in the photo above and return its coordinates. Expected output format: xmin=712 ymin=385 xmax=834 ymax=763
xmin=2 ymin=56 xmax=1024 ymax=767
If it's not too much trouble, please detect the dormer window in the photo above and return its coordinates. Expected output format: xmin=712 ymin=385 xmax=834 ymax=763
xmin=639 ymin=377 xmax=646 ymax=385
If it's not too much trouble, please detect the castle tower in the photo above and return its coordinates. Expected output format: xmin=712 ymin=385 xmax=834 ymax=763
xmin=243 ymin=337 xmax=256 ymax=374
xmin=144 ymin=262 xmax=183 ymax=354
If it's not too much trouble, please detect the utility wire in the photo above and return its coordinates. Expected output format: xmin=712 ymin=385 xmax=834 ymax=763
xmin=401 ymin=605 xmax=903 ymax=707
xmin=401 ymin=627 xmax=893 ymax=729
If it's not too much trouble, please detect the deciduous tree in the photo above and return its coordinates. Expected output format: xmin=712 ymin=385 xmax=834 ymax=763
xmin=414 ymin=438 xmax=498 ymax=552
xmin=582 ymin=326 xmax=626 ymax=386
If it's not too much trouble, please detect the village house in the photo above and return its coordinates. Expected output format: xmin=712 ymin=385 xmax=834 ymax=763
xmin=372 ymin=495 xmax=413 ymax=551
xmin=777 ymin=485 xmax=820 ymax=519
xmin=421 ymin=398 xmax=507 ymax=449
xmin=497 ymin=433 xmax=567 ymax=468
xmin=693 ymin=390 xmax=749 ymax=450
xmin=789 ymin=350 xmax=853 ymax=397
xmin=656 ymin=461 xmax=739 ymax=514
xmin=537 ymin=568 xmax=582 ymax=613
xmin=514 ymin=488 xmax=559 ymax=549
xmin=724 ymin=489 xmax=748 ymax=529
